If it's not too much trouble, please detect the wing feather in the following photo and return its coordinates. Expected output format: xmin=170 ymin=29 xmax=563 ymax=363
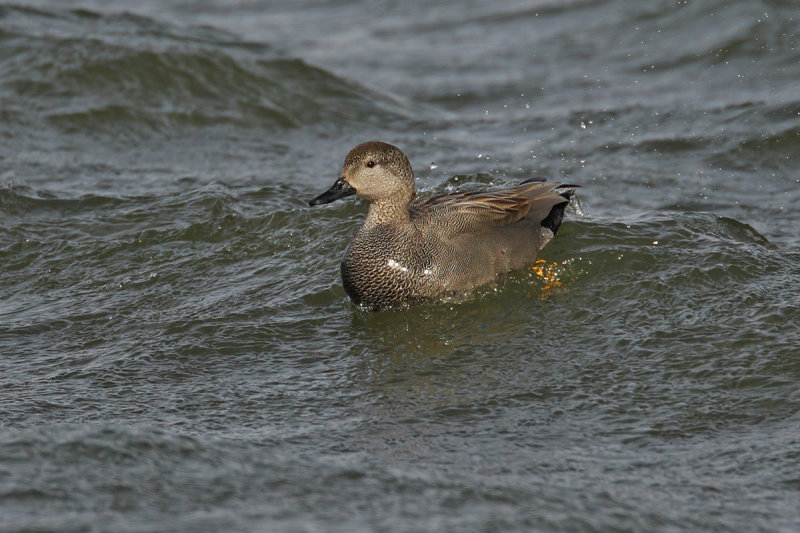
xmin=411 ymin=182 xmax=571 ymax=238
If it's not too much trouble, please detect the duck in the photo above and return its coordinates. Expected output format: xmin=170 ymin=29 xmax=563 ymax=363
xmin=309 ymin=141 xmax=575 ymax=310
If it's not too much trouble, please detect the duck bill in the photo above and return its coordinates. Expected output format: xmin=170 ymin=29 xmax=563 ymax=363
xmin=308 ymin=177 xmax=356 ymax=206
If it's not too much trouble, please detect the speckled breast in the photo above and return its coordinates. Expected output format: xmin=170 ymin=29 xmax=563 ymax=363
xmin=339 ymin=225 xmax=441 ymax=310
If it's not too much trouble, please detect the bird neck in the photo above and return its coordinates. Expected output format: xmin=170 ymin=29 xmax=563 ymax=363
xmin=363 ymin=195 xmax=412 ymax=229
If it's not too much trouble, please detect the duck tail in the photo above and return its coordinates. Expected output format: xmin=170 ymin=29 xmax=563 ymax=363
xmin=541 ymin=186 xmax=577 ymax=235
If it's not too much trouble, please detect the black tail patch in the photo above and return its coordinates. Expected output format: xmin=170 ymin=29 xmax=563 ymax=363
xmin=541 ymin=190 xmax=574 ymax=235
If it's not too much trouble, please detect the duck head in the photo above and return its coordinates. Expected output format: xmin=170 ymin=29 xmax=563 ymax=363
xmin=309 ymin=141 xmax=415 ymax=206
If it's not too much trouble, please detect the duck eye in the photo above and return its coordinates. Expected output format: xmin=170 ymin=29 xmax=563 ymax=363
xmin=366 ymin=160 xmax=375 ymax=168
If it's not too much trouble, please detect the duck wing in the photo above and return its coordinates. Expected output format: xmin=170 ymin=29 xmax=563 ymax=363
xmin=412 ymin=181 xmax=571 ymax=238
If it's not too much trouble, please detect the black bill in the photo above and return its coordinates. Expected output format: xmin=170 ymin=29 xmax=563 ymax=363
xmin=308 ymin=177 xmax=356 ymax=206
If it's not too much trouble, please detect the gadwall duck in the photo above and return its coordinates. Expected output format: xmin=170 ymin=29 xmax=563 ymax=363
xmin=309 ymin=141 xmax=575 ymax=310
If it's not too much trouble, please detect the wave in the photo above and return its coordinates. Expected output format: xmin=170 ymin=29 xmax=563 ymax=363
xmin=0 ymin=5 xmax=412 ymax=137
xmin=708 ymin=124 xmax=800 ymax=172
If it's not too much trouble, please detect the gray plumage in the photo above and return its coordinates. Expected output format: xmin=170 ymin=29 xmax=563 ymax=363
xmin=309 ymin=141 xmax=575 ymax=310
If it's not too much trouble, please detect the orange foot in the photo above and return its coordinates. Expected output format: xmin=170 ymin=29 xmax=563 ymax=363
xmin=529 ymin=259 xmax=564 ymax=300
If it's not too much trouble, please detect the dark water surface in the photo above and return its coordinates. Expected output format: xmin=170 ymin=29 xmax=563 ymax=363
xmin=2 ymin=0 xmax=800 ymax=531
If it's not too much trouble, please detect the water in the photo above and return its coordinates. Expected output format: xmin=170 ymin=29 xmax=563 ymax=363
xmin=2 ymin=0 xmax=799 ymax=531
